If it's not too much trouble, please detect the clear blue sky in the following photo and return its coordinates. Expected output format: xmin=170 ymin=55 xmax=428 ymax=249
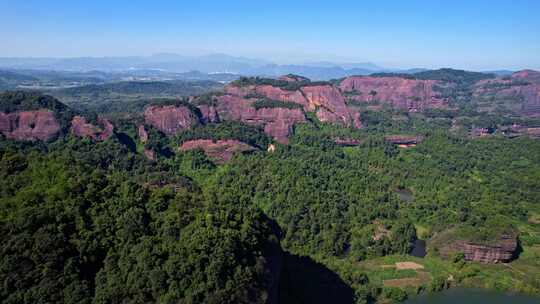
xmin=1 ymin=0 xmax=539 ymax=70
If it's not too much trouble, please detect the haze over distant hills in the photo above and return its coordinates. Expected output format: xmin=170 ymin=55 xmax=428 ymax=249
xmin=0 ymin=53 xmax=438 ymax=81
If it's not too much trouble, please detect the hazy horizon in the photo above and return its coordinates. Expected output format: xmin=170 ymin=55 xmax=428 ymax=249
xmin=2 ymin=1 xmax=540 ymax=71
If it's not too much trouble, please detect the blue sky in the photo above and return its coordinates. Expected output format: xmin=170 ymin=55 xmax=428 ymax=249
xmin=1 ymin=0 xmax=539 ymax=70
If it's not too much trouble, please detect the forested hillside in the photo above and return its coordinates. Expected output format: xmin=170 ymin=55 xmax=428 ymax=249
xmin=1 ymin=69 xmax=540 ymax=303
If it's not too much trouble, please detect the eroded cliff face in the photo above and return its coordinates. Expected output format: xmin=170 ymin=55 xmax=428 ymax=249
xmin=214 ymin=94 xmax=306 ymax=144
xmin=224 ymin=81 xmax=361 ymax=133
xmin=0 ymin=110 xmax=61 ymax=141
xmin=440 ymin=235 xmax=518 ymax=263
xmin=474 ymin=70 xmax=540 ymax=117
xmin=144 ymin=105 xmax=200 ymax=135
xmin=71 ymin=116 xmax=114 ymax=141
xmin=197 ymin=105 xmax=220 ymax=123
xmin=339 ymin=76 xmax=447 ymax=111
xmin=301 ymin=85 xmax=359 ymax=126
xmin=179 ymin=139 xmax=257 ymax=163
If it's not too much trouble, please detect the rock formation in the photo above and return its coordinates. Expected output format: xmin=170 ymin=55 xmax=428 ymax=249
xmin=334 ymin=138 xmax=363 ymax=146
xmin=278 ymin=74 xmax=310 ymax=83
xmin=179 ymin=139 xmax=257 ymax=163
xmin=385 ymin=135 xmax=424 ymax=147
xmin=137 ymin=125 xmax=155 ymax=160
xmin=138 ymin=125 xmax=149 ymax=143
xmin=197 ymin=105 xmax=220 ymax=123
xmin=71 ymin=116 xmax=114 ymax=141
xmin=440 ymin=235 xmax=518 ymax=263
xmin=474 ymin=70 xmax=540 ymax=117
xmin=339 ymin=76 xmax=448 ymax=111
xmin=223 ymin=79 xmax=362 ymax=139
xmin=144 ymin=105 xmax=200 ymax=135
xmin=214 ymin=94 xmax=306 ymax=144
xmin=301 ymin=85 xmax=359 ymax=126
xmin=0 ymin=110 xmax=61 ymax=141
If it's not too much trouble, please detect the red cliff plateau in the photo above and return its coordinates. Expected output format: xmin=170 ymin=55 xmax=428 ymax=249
xmin=179 ymin=139 xmax=257 ymax=163
xmin=0 ymin=109 xmax=60 ymax=141
xmin=71 ymin=116 xmax=114 ymax=141
xmin=225 ymin=81 xmax=361 ymax=130
xmin=474 ymin=70 xmax=540 ymax=117
xmin=144 ymin=105 xmax=200 ymax=135
xmin=440 ymin=235 xmax=518 ymax=263
xmin=215 ymin=94 xmax=306 ymax=144
xmin=339 ymin=76 xmax=447 ymax=111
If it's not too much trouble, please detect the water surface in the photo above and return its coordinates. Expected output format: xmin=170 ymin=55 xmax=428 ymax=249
xmin=404 ymin=288 xmax=539 ymax=304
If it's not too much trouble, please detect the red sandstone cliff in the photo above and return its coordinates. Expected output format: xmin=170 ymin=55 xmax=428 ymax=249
xmin=440 ymin=235 xmax=518 ymax=263
xmin=179 ymin=139 xmax=257 ymax=163
xmin=474 ymin=70 xmax=540 ymax=117
xmin=215 ymin=94 xmax=307 ymax=144
xmin=71 ymin=116 xmax=114 ymax=141
xmin=144 ymin=105 xmax=200 ymax=135
xmin=339 ymin=76 xmax=448 ymax=111
xmin=197 ymin=105 xmax=220 ymax=123
xmin=0 ymin=110 xmax=61 ymax=141
xmin=224 ymin=80 xmax=361 ymax=132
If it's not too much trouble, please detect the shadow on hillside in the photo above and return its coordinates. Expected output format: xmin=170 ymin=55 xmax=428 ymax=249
xmin=278 ymin=252 xmax=355 ymax=304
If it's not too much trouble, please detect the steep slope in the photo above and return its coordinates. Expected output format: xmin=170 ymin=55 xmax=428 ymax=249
xmin=474 ymin=69 xmax=540 ymax=116
xmin=0 ymin=91 xmax=114 ymax=142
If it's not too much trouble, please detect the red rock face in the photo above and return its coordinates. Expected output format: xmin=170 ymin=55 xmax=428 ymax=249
xmin=301 ymin=85 xmax=357 ymax=126
xmin=334 ymin=138 xmax=363 ymax=146
xmin=441 ymin=235 xmax=517 ymax=263
xmin=144 ymin=149 xmax=156 ymax=161
xmin=226 ymin=85 xmax=309 ymax=108
xmin=278 ymin=74 xmax=310 ymax=82
xmin=71 ymin=116 xmax=114 ymax=141
xmin=144 ymin=105 xmax=200 ymax=135
xmin=0 ymin=110 xmax=61 ymax=141
xmin=224 ymin=81 xmax=361 ymax=133
xmin=138 ymin=125 xmax=149 ymax=143
xmin=197 ymin=105 xmax=220 ymax=123
xmin=215 ymin=94 xmax=306 ymax=144
xmin=384 ymin=135 xmax=424 ymax=145
xmin=179 ymin=139 xmax=257 ymax=163
xmin=339 ymin=76 xmax=447 ymax=111
xmin=474 ymin=70 xmax=540 ymax=117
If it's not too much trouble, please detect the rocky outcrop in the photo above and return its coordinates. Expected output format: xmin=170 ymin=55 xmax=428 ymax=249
xmin=334 ymin=138 xmax=363 ymax=146
xmin=138 ymin=125 xmax=149 ymax=143
xmin=224 ymin=79 xmax=361 ymax=132
xmin=474 ymin=70 xmax=540 ymax=117
xmin=214 ymin=94 xmax=306 ymax=144
xmin=301 ymin=85 xmax=358 ymax=126
xmin=71 ymin=116 xmax=114 ymax=141
xmin=339 ymin=76 xmax=447 ymax=111
xmin=0 ymin=110 xmax=61 ymax=141
xmin=179 ymin=139 xmax=257 ymax=163
xmin=137 ymin=125 xmax=156 ymax=160
xmin=278 ymin=74 xmax=310 ymax=82
xmin=197 ymin=105 xmax=220 ymax=123
xmin=385 ymin=135 xmax=424 ymax=147
xmin=226 ymin=85 xmax=309 ymax=108
xmin=440 ymin=235 xmax=518 ymax=263
xmin=144 ymin=105 xmax=200 ymax=135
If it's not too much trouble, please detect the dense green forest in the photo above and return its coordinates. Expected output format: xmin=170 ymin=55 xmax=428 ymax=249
xmin=1 ymin=78 xmax=540 ymax=303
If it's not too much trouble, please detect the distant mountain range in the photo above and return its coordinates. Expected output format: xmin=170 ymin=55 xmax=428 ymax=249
xmin=0 ymin=53 xmax=430 ymax=80
xmin=0 ymin=53 xmax=519 ymax=81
